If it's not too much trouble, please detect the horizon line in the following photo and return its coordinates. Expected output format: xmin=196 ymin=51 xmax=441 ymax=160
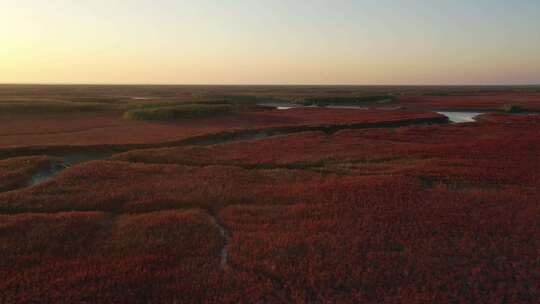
xmin=1 ymin=83 xmax=540 ymax=87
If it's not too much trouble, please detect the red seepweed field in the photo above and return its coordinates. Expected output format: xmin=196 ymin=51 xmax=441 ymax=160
xmin=1 ymin=85 xmax=540 ymax=303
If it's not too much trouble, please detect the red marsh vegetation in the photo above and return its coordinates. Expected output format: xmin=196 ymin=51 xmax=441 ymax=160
xmin=0 ymin=156 xmax=58 ymax=192
xmin=1 ymin=112 xmax=539 ymax=302
xmin=1 ymin=86 xmax=540 ymax=303
xmin=0 ymin=109 xmax=444 ymax=150
xmin=398 ymin=92 xmax=540 ymax=111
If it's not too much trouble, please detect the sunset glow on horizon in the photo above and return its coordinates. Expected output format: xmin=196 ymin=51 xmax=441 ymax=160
xmin=1 ymin=0 xmax=539 ymax=85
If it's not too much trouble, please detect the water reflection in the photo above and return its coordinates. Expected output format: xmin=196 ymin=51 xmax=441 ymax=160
xmin=437 ymin=112 xmax=483 ymax=123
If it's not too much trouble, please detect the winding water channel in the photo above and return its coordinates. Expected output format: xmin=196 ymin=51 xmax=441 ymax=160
xmin=258 ymin=102 xmax=485 ymax=123
xmin=13 ymin=112 xmax=453 ymax=190
xmin=25 ymin=151 xmax=114 ymax=187
xmin=0 ymin=107 xmax=505 ymax=275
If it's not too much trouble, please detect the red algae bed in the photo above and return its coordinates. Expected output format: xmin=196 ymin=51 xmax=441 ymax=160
xmin=1 ymin=89 xmax=540 ymax=303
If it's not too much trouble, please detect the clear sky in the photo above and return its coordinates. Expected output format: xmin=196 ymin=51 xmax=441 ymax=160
xmin=1 ymin=0 xmax=539 ymax=85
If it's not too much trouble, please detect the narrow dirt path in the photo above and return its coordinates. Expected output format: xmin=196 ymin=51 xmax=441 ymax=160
xmin=207 ymin=209 xmax=293 ymax=301
xmin=207 ymin=213 xmax=231 ymax=270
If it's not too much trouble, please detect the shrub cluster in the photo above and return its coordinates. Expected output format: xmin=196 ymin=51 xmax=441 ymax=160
xmin=299 ymin=95 xmax=395 ymax=106
xmin=0 ymin=101 xmax=109 ymax=114
xmin=500 ymin=104 xmax=525 ymax=113
xmin=123 ymin=104 xmax=234 ymax=120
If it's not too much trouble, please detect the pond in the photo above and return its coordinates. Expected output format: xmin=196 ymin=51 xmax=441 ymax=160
xmin=437 ymin=111 xmax=483 ymax=123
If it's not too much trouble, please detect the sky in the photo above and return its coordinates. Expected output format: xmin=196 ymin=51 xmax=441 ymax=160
xmin=1 ymin=0 xmax=539 ymax=85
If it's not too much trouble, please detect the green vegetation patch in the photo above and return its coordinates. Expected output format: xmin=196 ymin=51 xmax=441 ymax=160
xmin=120 ymin=100 xmax=192 ymax=110
xmin=206 ymin=95 xmax=290 ymax=105
xmin=0 ymin=101 xmax=110 ymax=114
xmin=123 ymin=104 xmax=235 ymax=121
xmin=500 ymin=104 xmax=525 ymax=113
xmin=298 ymin=95 xmax=396 ymax=106
xmin=66 ymin=97 xmax=125 ymax=104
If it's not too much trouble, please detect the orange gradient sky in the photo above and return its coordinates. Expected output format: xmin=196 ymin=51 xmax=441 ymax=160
xmin=1 ymin=0 xmax=539 ymax=85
